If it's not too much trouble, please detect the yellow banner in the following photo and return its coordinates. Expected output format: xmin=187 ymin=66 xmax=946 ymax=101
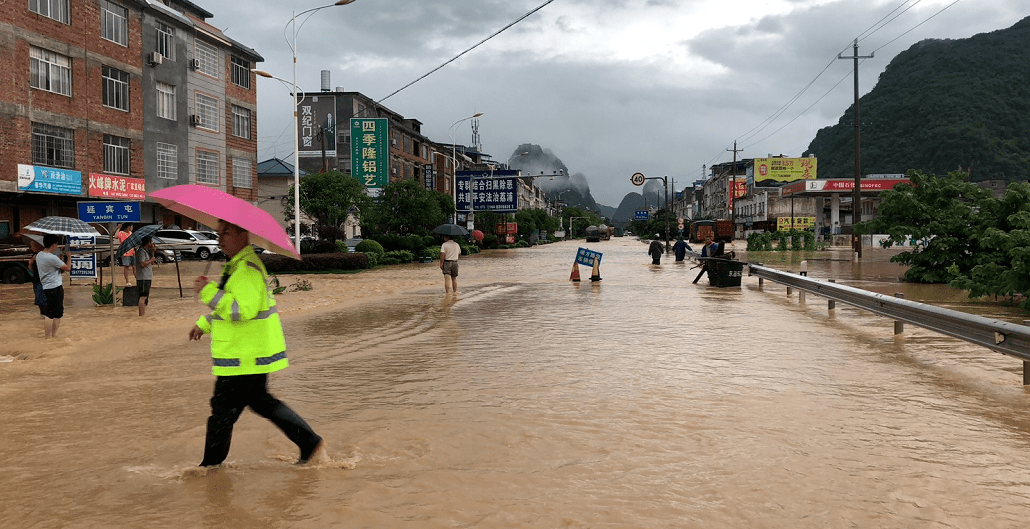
xmin=777 ymin=217 xmax=815 ymax=231
xmin=754 ymin=157 xmax=817 ymax=182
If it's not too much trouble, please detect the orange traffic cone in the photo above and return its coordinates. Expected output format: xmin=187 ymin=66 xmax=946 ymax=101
xmin=589 ymin=257 xmax=602 ymax=282
xmin=570 ymin=262 xmax=581 ymax=282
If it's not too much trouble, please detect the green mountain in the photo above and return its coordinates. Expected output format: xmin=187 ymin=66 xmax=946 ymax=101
xmin=804 ymin=16 xmax=1030 ymax=182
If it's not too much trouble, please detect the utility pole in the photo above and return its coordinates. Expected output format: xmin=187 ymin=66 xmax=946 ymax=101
xmin=727 ymin=141 xmax=743 ymax=242
xmin=839 ymin=39 xmax=873 ymax=258
xmin=664 ymin=176 xmax=670 ymax=252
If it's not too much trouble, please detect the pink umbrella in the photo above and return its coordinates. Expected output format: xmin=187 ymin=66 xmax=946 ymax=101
xmin=149 ymin=185 xmax=300 ymax=260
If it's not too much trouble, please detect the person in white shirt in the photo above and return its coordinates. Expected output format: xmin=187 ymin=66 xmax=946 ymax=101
xmin=35 ymin=234 xmax=71 ymax=339
xmin=439 ymin=235 xmax=461 ymax=294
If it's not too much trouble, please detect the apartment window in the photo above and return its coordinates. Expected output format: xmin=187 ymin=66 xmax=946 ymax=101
xmin=194 ymin=40 xmax=218 ymax=78
xmin=100 ymin=0 xmax=128 ymax=46
xmin=231 ymin=105 xmax=250 ymax=139
xmin=32 ymin=123 xmax=75 ymax=169
xmin=29 ymin=46 xmax=71 ymax=96
xmin=230 ymin=55 xmax=250 ymax=88
xmin=103 ymin=135 xmax=130 ymax=175
xmin=194 ymin=93 xmax=218 ymax=131
xmin=157 ymin=142 xmax=177 ymax=180
xmin=232 ymin=157 xmax=252 ymax=189
xmin=156 ymin=82 xmax=175 ymax=120
xmin=102 ymin=65 xmax=129 ymax=111
xmin=156 ymin=22 xmax=174 ymax=60
xmin=29 ymin=0 xmax=70 ymax=24
xmin=196 ymin=150 xmax=219 ymax=184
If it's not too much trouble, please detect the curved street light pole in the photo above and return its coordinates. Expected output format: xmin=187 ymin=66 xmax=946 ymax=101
xmin=280 ymin=0 xmax=356 ymax=253
xmin=449 ymin=112 xmax=483 ymax=224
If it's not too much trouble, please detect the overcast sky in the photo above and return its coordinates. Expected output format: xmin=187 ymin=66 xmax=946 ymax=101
xmin=209 ymin=0 xmax=1025 ymax=206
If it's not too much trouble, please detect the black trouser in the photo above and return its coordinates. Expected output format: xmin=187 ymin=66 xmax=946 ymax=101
xmin=200 ymin=373 xmax=321 ymax=466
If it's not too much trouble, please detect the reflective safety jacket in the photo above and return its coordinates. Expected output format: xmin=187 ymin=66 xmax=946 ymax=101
xmin=196 ymin=245 xmax=288 ymax=376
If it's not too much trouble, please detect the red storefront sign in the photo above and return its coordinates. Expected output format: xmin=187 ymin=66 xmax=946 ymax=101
xmin=88 ymin=173 xmax=146 ymax=200
xmin=495 ymin=222 xmax=518 ymax=235
xmin=781 ymin=178 xmax=910 ymax=197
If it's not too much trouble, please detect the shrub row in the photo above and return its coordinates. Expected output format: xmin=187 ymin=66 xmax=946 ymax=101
xmin=261 ymin=252 xmax=369 ymax=273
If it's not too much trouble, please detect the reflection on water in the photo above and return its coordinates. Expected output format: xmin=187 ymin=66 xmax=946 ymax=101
xmin=4 ymin=238 xmax=1030 ymax=527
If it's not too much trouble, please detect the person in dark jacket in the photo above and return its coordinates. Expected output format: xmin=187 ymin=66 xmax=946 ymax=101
xmin=648 ymin=235 xmax=664 ymax=265
xmin=673 ymin=237 xmax=691 ymax=262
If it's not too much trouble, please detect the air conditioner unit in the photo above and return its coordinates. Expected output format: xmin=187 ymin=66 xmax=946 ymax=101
xmin=148 ymin=52 xmax=162 ymax=66
xmin=189 ymin=114 xmax=200 ymax=127
xmin=190 ymin=58 xmax=200 ymax=70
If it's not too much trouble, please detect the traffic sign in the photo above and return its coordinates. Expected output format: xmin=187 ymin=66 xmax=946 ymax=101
xmin=630 ymin=172 xmax=645 ymax=186
xmin=635 ymin=209 xmax=650 ymax=221
xmin=77 ymin=201 xmax=141 ymax=223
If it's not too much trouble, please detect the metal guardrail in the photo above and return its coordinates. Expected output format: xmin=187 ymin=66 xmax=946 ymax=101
xmin=747 ymin=263 xmax=1030 ymax=363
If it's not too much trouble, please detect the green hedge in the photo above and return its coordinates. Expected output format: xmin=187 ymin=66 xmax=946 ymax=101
xmin=261 ymin=252 xmax=369 ymax=272
xmin=384 ymin=250 xmax=416 ymax=263
xmin=354 ymin=239 xmax=385 ymax=256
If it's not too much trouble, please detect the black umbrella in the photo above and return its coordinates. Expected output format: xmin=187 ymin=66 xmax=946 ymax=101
xmin=432 ymin=223 xmax=469 ymax=237
xmin=116 ymin=224 xmax=161 ymax=259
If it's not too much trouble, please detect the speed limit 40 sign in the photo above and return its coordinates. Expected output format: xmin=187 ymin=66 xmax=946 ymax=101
xmin=630 ymin=172 xmax=645 ymax=186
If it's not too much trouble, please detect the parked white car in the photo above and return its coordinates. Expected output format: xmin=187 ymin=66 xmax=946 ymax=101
xmin=155 ymin=229 xmax=222 ymax=260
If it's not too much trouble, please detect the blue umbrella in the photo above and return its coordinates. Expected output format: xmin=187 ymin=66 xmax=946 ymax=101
xmin=116 ymin=224 xmax=161 ymax=259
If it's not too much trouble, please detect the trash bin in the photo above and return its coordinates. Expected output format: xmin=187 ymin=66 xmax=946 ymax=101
xmin=122 ymin=285 xmax=139 ymax=306
xmin=708 ymin=259 xmax=744 ymax=288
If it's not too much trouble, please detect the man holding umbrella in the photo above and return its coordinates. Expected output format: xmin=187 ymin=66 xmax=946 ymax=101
xmin=440 ymin=234 xmax=461 ymax=295
xmin=187 ymin=220 xmax=323 ymax=466
xmin=433 ymin=223 xmax=467 ymax=295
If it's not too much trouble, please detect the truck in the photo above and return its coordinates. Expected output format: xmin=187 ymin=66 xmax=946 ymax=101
xmin=689 ymin=220 xmax=733 ymax=244
xmin=0 ymin=244 xmax=33 ymax=284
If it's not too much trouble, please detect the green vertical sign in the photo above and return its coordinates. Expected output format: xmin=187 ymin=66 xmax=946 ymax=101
xmin=351 ymin=118 xmax=389 ymax=188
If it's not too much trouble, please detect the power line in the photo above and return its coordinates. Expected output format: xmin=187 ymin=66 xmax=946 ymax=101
xmin=713 ymin=0 xmax=965 ymax=165
xmin=376 ymin=0 xmax=558 ymax=105
xmin=871 ymin=0 xmax=963 ymax=54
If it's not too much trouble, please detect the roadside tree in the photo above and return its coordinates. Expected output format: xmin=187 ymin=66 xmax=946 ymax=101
xmin=286 ymin=170 xmax=371 ymax=242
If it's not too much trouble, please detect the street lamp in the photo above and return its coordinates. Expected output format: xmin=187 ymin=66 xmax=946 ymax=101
xmin=449 ymin=112 xmax=483 ymax=223
xmin=506 ymin=151 xmax=528 ymax=169
xmin=255 ymin=0 xmax=356 ymax=254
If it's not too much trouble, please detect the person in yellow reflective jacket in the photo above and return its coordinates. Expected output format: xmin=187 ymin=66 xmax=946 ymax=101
xmin=188 ymin=220 xmax=323 ymax=466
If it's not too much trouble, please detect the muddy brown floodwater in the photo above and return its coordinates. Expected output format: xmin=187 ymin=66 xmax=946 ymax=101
xmin=3 ymin=238 xmax=1030 ymax=528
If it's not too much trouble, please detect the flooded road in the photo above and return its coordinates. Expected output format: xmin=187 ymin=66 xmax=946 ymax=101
xmin=3 ymin=238 xmax=1030 ymax=528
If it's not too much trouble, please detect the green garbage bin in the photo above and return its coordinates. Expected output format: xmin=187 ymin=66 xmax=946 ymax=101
xmin=708 ymin=259 xmax=744 ymax=288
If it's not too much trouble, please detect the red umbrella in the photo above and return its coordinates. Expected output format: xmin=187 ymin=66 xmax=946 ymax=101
xmin=471 ymin=230 xmax=484 ymax=242
xmin=149 ymin=185 xmax=300 ymax=259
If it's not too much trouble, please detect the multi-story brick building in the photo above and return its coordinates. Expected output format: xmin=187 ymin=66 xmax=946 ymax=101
xmin=0 ymin=0 xmax=262 ymax=239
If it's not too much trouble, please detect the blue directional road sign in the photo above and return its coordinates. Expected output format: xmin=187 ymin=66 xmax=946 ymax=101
xmin=78 ymin=201 xmax=141 ymax=223
xmin=575 ymin=248 xmax=603 ymax=267
xmin=635 ymin=209 xmax=650 ymax=221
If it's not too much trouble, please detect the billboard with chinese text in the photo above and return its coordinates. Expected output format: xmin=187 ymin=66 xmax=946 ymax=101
xmin=776 ymin=217 xmax=816 ymax=231
xmin=68 ymin=235 xmax=98 ymax=280
xmin=88 ymin=173 xmax=145 ymax=200
xmin=18 ymin=164 xmax=82 ymax=195
xmin=753 ymin=157 xmax=817 ymax=183
xmin=351 ymin=118 xmax=389 ymax=188
xmin=456 ymin=171 xmax=519 ymax=213
xmin=298 ymin=95 xmax=336 ymax=157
